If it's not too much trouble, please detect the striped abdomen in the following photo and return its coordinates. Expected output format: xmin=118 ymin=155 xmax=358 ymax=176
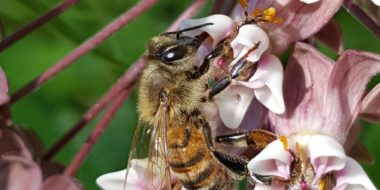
xmin=166 ymin=124 xmax=235 ymax=190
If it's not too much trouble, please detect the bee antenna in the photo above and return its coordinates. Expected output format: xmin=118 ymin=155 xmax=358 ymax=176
xmin=161 ymin=23 xmax=214 ymax=39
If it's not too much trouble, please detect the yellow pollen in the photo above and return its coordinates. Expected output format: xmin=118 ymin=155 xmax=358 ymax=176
xmin=279 ymin=135 xmax=289 ymax=150
xmin=264 ymin=7 xmax=276 ymax=17
xmin=263 ymin=7 xmax=283 ymax=24
xmin=319 ymin=177 xmax=326 ymax=190
xmin=295 ymin=142 xmax=300 ymax=158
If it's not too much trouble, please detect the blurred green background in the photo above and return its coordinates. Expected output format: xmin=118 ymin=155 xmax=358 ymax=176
xmin=0 ymin=0 xmax=379 ymax=189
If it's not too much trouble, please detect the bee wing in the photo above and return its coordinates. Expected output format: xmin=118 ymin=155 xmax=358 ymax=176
xmin=125 ymin=103 xmax=172 ymax=190
xmin=146 ymin=104 xmax=172 ymax=190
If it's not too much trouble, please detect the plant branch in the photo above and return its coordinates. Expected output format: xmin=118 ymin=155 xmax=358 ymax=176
xmin=0 ymin=0 xmax=79 ymax=52
xmin=42 ymin=59 xmax=145 ymax=161
xmin=64 ymin=87 xmax=132 ymax=176
xmin=9 ymin=0 xmax=159 ymax=104
xmin=343 ymin=0 xmax=380 ymax=39
xmin=42 ymin=0 xmax=207 ymax=161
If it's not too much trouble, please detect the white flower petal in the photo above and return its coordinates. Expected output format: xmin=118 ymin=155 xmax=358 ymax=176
xmin=334 ymin=157 xmax=376 ymax=190
xmin=307 ymin=135 xmax=346 ymax=181
xmin=179 ymin=14 xmax=234 ymax=47
xmin=96 ymin=158 xmax=167 ymax=190
xmin=237 ymin=54 xmax=285 ymax=114
xmin=254 ymin=184 xmax=271 ymax=190
xmin=96 ymin=169 xmax=138 ymax=190
xmin=254 ymin=184 xmax=286 ymax=190
xmin=215 ymin=83 xmax=254 ymax=129
xmin=248 ymin=139 xmax=293 ymax=180
xmin=299 ymin=0 xmax=320 ymax=4
xmin=372 ymin=0 xmax=380 ymax=6
xmin=230 ymin=24 xmax=269 ymax=64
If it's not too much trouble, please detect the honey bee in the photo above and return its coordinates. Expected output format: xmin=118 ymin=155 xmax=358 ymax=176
xmin=125 ymin=2 xmax=283 ymax=190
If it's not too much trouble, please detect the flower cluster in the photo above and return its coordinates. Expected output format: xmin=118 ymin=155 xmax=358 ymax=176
xmin=95 ymin=1 xmax=380 ymax=190
xmin=0 ymin=67 xmax=83 ymax=190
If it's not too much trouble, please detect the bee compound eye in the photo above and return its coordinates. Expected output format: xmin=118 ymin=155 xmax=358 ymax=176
xmin=161 ymin=45 xmax=188 ymax=63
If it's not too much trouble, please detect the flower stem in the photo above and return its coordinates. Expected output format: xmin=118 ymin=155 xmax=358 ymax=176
xmin=41 ymin=0 xmax=207 ymax=161
xmin=166 ymin=0 xmax=207 ymax=32
xmin=9 ymin=0 xmax=159 ymax=104
xmin=343 ymin=0 xmax=380 ymax=39
xmin=41 ymin=59 xmax=145 ymax=161
xmin=64 ymin=87 xmax=132 ymax=176
xmin=0 ymin=0 xmax=79 ymax=52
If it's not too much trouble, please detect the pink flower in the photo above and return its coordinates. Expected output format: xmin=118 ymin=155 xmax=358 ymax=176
xmin=248 ymin=42 xmax=380 ymax=189
xmin=0 ymin=67 xmax=10 ymax=105
xmin=301 ymin=0 xmax=380 ymax=6
xmin=180 ymin=0 xmax=343 ymax=129
xmin=0 ymin=69 xmax=82 ymax=190
xmin=96 ymin=158 xmax=181 ymax=190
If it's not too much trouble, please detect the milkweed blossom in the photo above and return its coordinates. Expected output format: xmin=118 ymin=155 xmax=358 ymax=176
xmin=182 ymin=0 xmax=343 ymax=129
xmin=300 ymin=0 xmax=380 ymax=6
xmin=248 ymin=42 xmax=380 ymax=190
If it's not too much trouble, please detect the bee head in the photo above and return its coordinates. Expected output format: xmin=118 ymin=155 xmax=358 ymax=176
xmin=148 ymin=34 xmax=199 ymax=64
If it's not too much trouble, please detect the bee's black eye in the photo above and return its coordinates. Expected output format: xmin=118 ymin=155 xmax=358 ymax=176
xmin=161 ymin=45 xmax=188 ymax=63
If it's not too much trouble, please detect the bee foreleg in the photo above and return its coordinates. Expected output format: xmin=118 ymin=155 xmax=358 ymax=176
xmin=208 ymin=42 xmax=261 ymax=100
xmin=190 ymin=44 xmax=223 ymax=80
xmin=208 ymin=75 xmax=232 ymax=100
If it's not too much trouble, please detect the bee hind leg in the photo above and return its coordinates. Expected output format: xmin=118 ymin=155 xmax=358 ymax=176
xmin=215 ymin=130 xmax=276 ymax=149
xmin=202 ymin=122 xmax=248 ymax=176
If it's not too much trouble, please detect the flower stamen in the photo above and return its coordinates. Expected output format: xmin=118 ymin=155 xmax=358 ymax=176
xmin=319 ymin=177 xmax=326 ymax=190
xmin=279 ymin=135 xmax=289 ymax=150
xmin=249 ymin=8 xmax=283 ymax=24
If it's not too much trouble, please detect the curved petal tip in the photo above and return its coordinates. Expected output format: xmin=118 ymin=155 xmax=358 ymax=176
xmin=180 ymin=14 xmax=235 ymax=47
xmin=335 ymin=157 xmax=377 ymax=190
xmin=248 ymin=140 xmax=292 ymax=180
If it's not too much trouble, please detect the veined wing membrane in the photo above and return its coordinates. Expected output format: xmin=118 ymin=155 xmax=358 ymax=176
xmin=125 ymin=98 xmax=172 ymax=190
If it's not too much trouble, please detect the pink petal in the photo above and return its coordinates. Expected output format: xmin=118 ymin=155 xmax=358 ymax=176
xmin=96 ymin=169 xmax=131 ymax=190
xmin=254 ymin=184 xmax=285 ymax=190
xmin=230 ymin=24 xmax=269 ymax=64
xmin=299 ymin=0 xmax=319 ymax=3
xmin=324 ymin=50 xmax=380 ymax=143
xmin=179 ymin=14 xmax=235 ymax=47
xmin=0 ymin=128 xmax=33 ymax=159
xmin=268 ymin=42 xmax=334 ymax=136
xmin=248 ymin=139 xmax=293 ymax=180
xmin=334 ymin=157 xmax=376 ymax=190
xmin=343 ymin=121 xmax=361 ymax=152
xmin=0 ymin=67 xmax=9 ymax=106
xmin=232 ymin=0 xmax=343 ymax=54
xmin=237 ymin=97 xmax=268 ymax=132
xmin=238 ymin=54 xmax=284 ymax=114
xmin=307 ymin=135 xmax=346 ymax=182
xmin=0 ymin=155 xmax=43 ymax=190
xmin=314 ymin=19 xmax=344 ymax=54
xmin=97 ymin=158 xmax=177 ymax=190
xmin=360 ymin=84 xmax=380 ymax=122
xmin=42 ymin=175 xmax=83 ymax=190
xmin=215 ymin=83 xmax=255 ymax=129
xmin=348 ymin=139 xmax=374 ymax=165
